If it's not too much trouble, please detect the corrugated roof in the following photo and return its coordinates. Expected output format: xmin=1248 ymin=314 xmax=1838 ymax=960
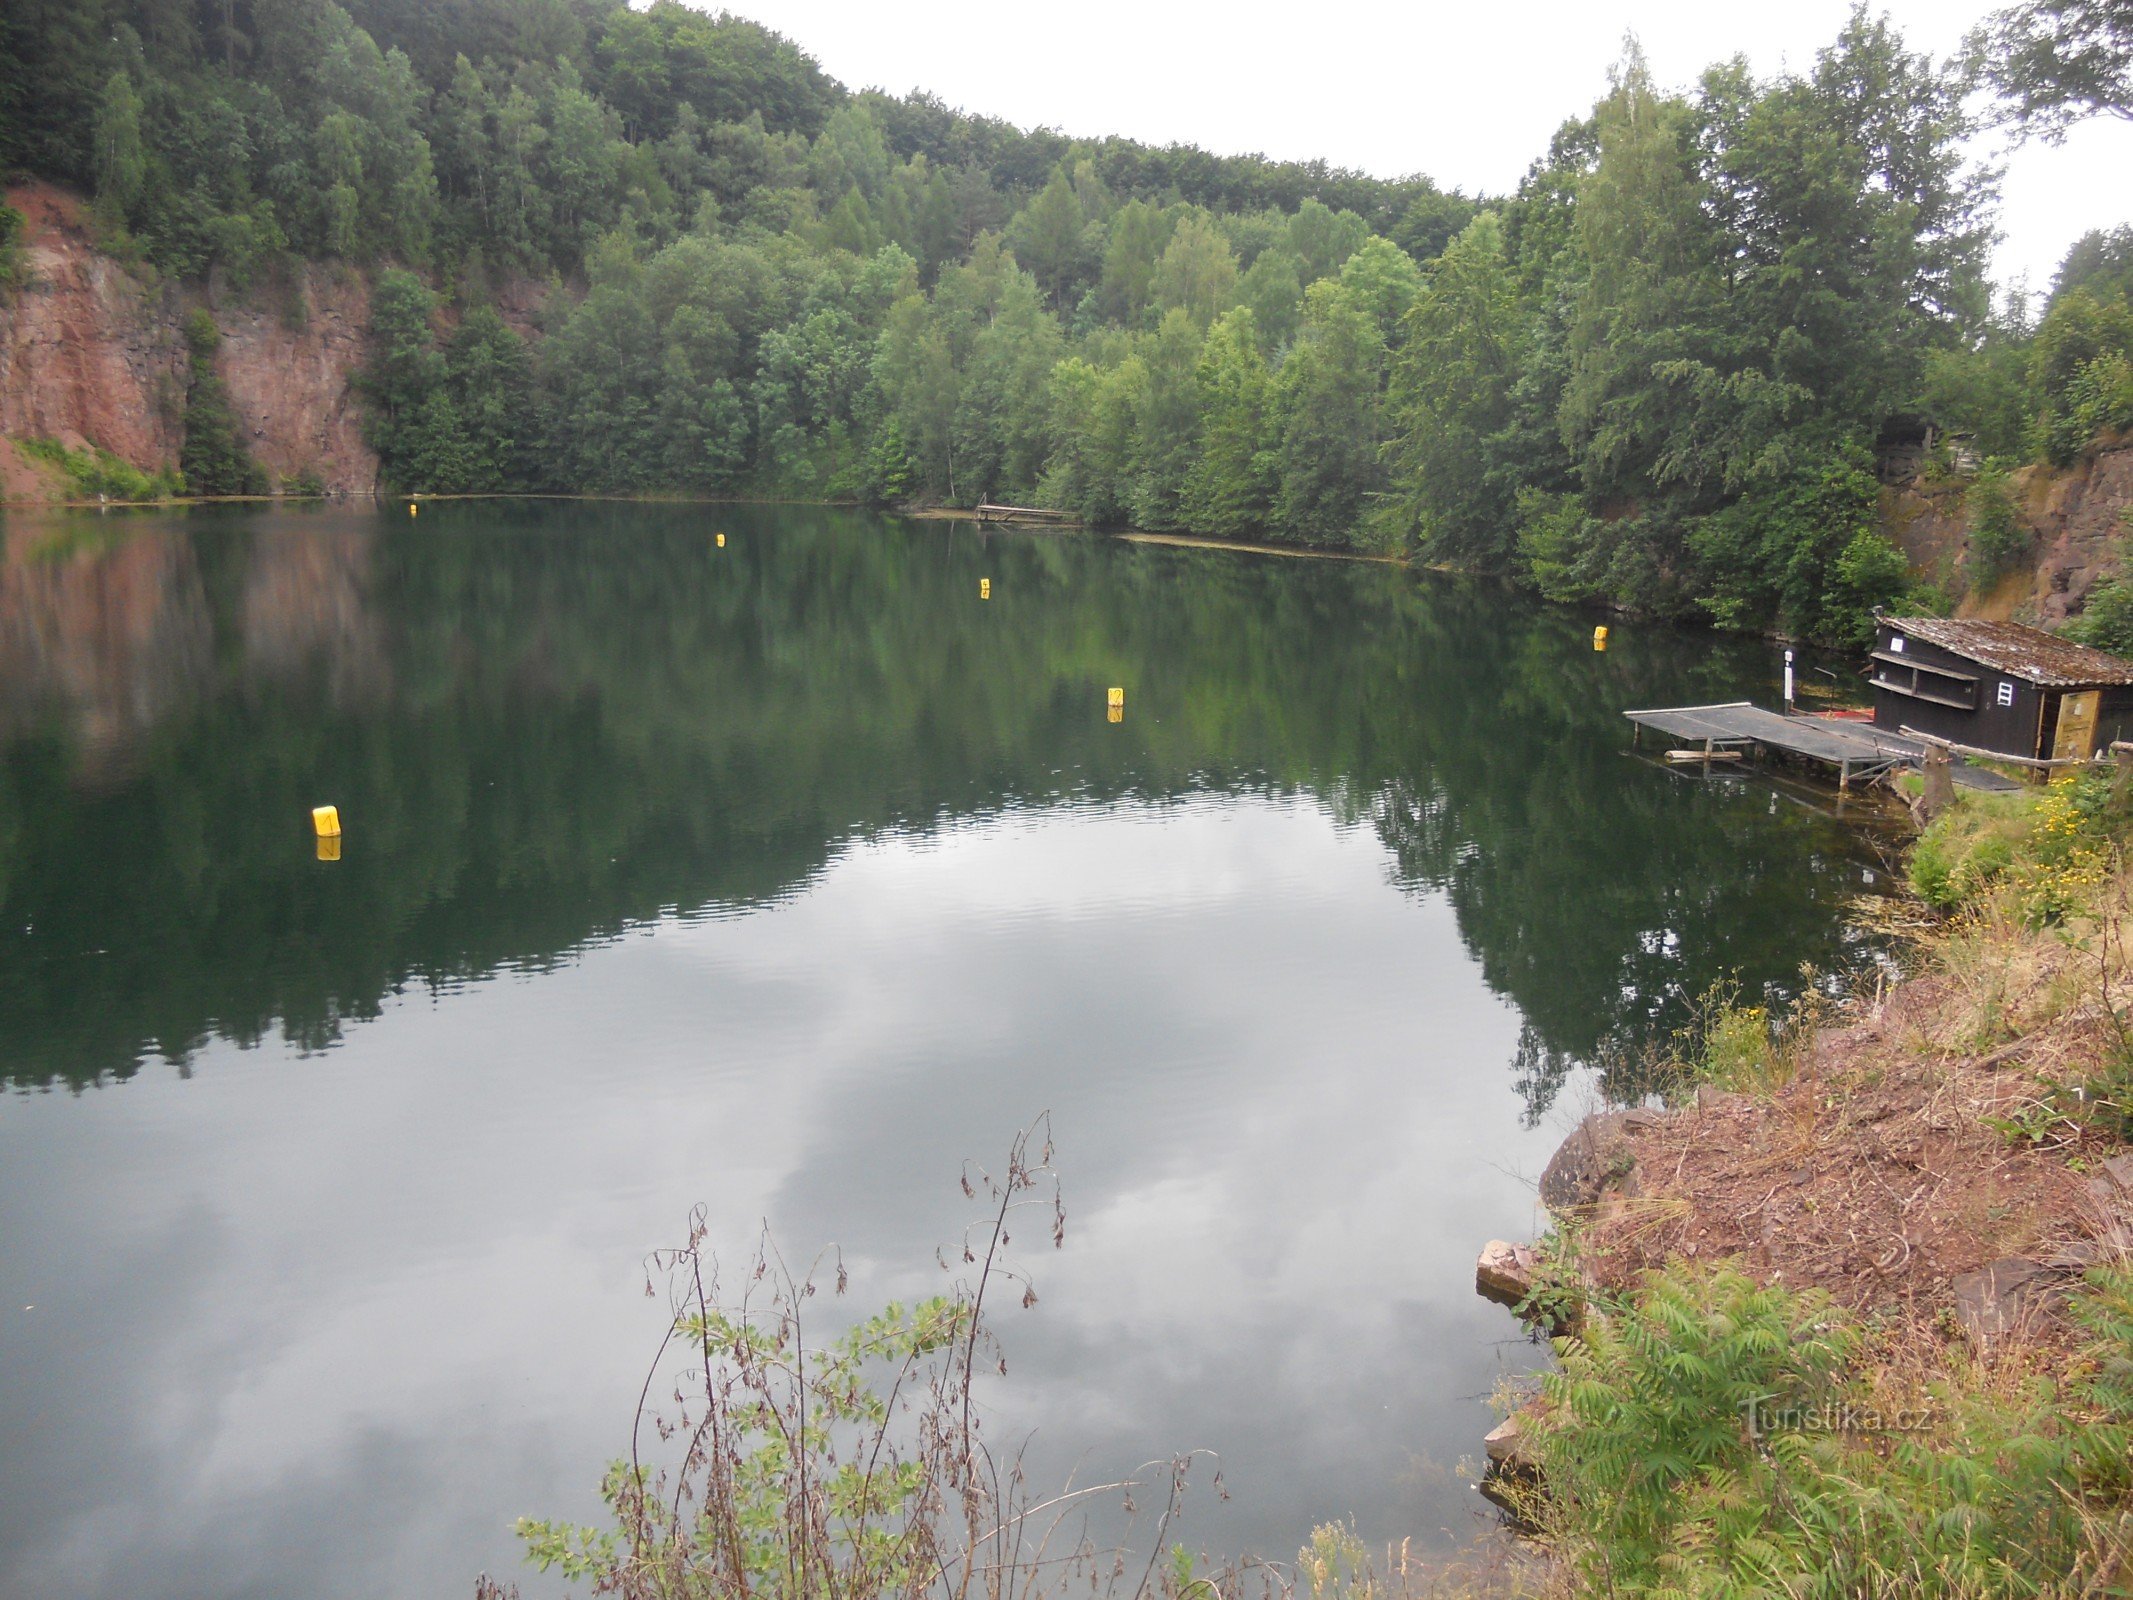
xmin=1883 ymin=617 xmax=2133 ymax=688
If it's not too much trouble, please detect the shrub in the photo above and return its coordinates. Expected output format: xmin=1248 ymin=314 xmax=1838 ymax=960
xmin=2041 ymin=353 xmax=2133 ymax=466
xmin=16 ymin=436 xmax=182 ymax=501
xmin=0 ymin=204 xmax=25 ymax=298
xmin=2012 ymin=781 xmax=2115 ymax=925
xmin=1539 ymin=1259 xmax=2133 ymax=1596
xmin=178 ymin=311 xmax=268 ymax=496
xmin=1964 ymin=464 xmax=2030 ymax=588
xmin=1540 ymin=1263 xmax=1853 ymax=1588
xmin=1909 ymin=791 xmax=2042 ymax=912
xmin=500 ymin=1125 xmax=1210 ymax=1600
xmin=2066 ymin=571 xmax=2133 ymax=656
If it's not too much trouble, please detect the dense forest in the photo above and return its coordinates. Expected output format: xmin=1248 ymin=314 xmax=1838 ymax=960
xmin=2 ymin=0 xmax=2131 ymax=643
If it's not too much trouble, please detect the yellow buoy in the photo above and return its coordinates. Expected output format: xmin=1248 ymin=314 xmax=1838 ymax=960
xmin=1593 ymin=625 xmax=1609 ymax=651
xmin=311 ymin=805 xmax=341 ymax=839
xmin=980 ymin=578 xmax=991 ymax=599
xmin=1107 ymin=686 xmax=1125 ymax=709
xmin=409 ymin=503 xmax=418 ymax=517
xmin=716 ymin=532 xmax=726 ymax=547
xmin=317 ymin=835 xmax=342 ymax=862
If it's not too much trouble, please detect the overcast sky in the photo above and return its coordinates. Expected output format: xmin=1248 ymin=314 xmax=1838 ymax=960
xmin=729 ymin=0 xmax=2131 ymax=301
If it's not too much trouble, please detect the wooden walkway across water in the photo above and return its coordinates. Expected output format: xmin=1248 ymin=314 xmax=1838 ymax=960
xmin=1622 ymin=701 xmax=2022 ymax=792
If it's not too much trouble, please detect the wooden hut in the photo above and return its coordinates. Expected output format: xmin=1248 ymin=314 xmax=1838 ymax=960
xmin=1869 ymin=617 xmax=2133 ymax=762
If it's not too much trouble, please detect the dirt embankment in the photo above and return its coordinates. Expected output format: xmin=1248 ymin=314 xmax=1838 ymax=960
xmin=1557 ymin=977 xmax=2111 ymax=1347
xmin=1888 ymin=441 xmax=2133 ymax=627
xmin=0 ymin=182 xmax=379 ymax=498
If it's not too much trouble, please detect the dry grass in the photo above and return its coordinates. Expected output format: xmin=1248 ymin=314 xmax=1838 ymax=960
xmin=1577 ymin=782 xmax=2133 ymax=1367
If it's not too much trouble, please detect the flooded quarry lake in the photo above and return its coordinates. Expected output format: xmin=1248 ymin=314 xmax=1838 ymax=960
xmin=0 ymin=503 xmax=1890 ymax=1598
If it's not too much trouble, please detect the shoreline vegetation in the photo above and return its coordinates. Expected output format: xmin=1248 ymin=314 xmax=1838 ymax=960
xmin=1473 ymin=762 xmax=2133 ymax=1594
xmin=8 ymin=0 xmax=2133 ymax=653
xmin=0 ymin=484 xmax=1433 ymax=572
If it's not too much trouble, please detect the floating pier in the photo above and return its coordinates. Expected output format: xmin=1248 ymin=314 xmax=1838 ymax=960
xmin=974 ymin=503 xmax=1076 ymax=525
xmin=1622 ymin=701 xmax=2022 ymax=793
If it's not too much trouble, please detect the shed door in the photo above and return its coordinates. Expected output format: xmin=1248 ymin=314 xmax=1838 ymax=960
xmin=2053 ymin=690 xmax=2101 ymax=762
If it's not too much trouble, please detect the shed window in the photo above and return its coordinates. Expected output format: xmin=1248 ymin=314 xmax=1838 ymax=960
xmin=1997 ymin=681 xmax=2015 ymax=708
xmin=1889 ymin=636 xmax=1906 ymax=653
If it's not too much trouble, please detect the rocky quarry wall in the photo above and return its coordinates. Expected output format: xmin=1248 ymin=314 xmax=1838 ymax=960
xmin=0 ymin=183 xmax=378 ymax=499
xmin=1885 ymin=442 xmax=2133 ymax=628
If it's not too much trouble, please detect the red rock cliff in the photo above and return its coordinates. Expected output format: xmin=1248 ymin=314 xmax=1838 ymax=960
xmin=1886 ymin=440 xmax=2133 ymax=626
xmin=0 ymin=183 xmax=378 ymax=499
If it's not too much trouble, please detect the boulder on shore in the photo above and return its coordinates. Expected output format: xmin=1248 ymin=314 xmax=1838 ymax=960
xmin=1483 ymin=1408 xmax=1539 ymax=1472
xmin=1539 ymin=1108 xmax=1660 ymax=1214
xmin=1476 ymin=1239 xmax=1541 ymax=1307
xmin=1478 ymin=1400 xmax=1547 ymax=1524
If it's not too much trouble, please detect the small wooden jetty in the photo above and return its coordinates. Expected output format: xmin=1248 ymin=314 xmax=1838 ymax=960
xmin=974 ymin=503 xmax=1076 ymax=525
xmin=1622 ymin=702 xmax=2016 ymax=793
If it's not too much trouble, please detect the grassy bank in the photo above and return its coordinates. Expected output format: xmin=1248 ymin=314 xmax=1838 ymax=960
xmin=1492 ymin=764 xmax=2133 ymax=1596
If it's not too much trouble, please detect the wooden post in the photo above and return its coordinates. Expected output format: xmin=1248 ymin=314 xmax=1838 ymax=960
xmin=1921 ymin=742 xmax=1955 ymax=820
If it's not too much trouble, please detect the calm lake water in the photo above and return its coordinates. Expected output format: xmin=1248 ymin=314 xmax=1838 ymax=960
xmin=0 ymin=503 xmax=1889 ymax=1598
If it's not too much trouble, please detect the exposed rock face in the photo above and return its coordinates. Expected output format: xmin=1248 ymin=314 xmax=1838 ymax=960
xmin=0 ymin=185 xmax=185 ymax=472
xmin=214 ymin=263 xmax=378 ymax=496
xmin=1885 ymin=442 xmax=2133 ymax=627
xmin=2029 ymin=444 xmax=2133 ymax=623
xmin=0 ymin=182 xmax=379 ymax=497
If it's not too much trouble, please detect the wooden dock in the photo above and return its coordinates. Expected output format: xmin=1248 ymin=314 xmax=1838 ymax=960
xmin=1624 ymin=702 xmax=1929 ymax=790
xmin=975 ymin=502 xmax=1076 ymax=524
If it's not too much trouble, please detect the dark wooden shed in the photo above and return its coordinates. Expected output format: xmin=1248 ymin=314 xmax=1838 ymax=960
xmin=1869 ymin=617 xmax=2133 ymax=762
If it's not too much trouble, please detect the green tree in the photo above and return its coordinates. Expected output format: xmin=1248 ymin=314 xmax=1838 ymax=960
xmin=951 ymin=271 xmax=1063 ymax=500
xmin=447 ymin=304 xmax=539 ymax=490
xmin=1152 ymin=211 xmax=1239 ymax=330
xmin=2031 ymin=287 xmax=2133 ymax=460
xmin=91 ymin=69 xmax=146 ymax=222
xmin=1387 ymin=212 xmax=1532 ymax=568
xmin=1180 ymin=308 xmax=1277 ymax=538
xmin=1040 ymin=355 xmax=1139 ymax=524
xmin=1687 ymin=443 xmax=1904 ymax=643
xmin=1964 ymin=462 xmax=2033 ymax=586
xmin=1238 ymin=246 xmax=1304 ymax=353
xmin=1973 ymin=0 xmax=2133 ymax=137
xmin=1275 ymin=280 xmax=1386 ymax=545
xmin=1286 ymin=198 xmax=1369 ymax=285
xmin=1128 ymin=308 xmax=1204 ymax=529
xmin=542 ymin=283 xmax=665 ymax=489
xmin=360 ymin=268 xmax=448 ymax=480
xmin=872 ymin=294 xmax=959 ymax=499
xmin=178 ymin=310 xmax=267 ymax=496
xmin=1008 ymin=165 xmax=1088 ymax=310
xmin=1098 ymin=198 xmax=1174 ymax=326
